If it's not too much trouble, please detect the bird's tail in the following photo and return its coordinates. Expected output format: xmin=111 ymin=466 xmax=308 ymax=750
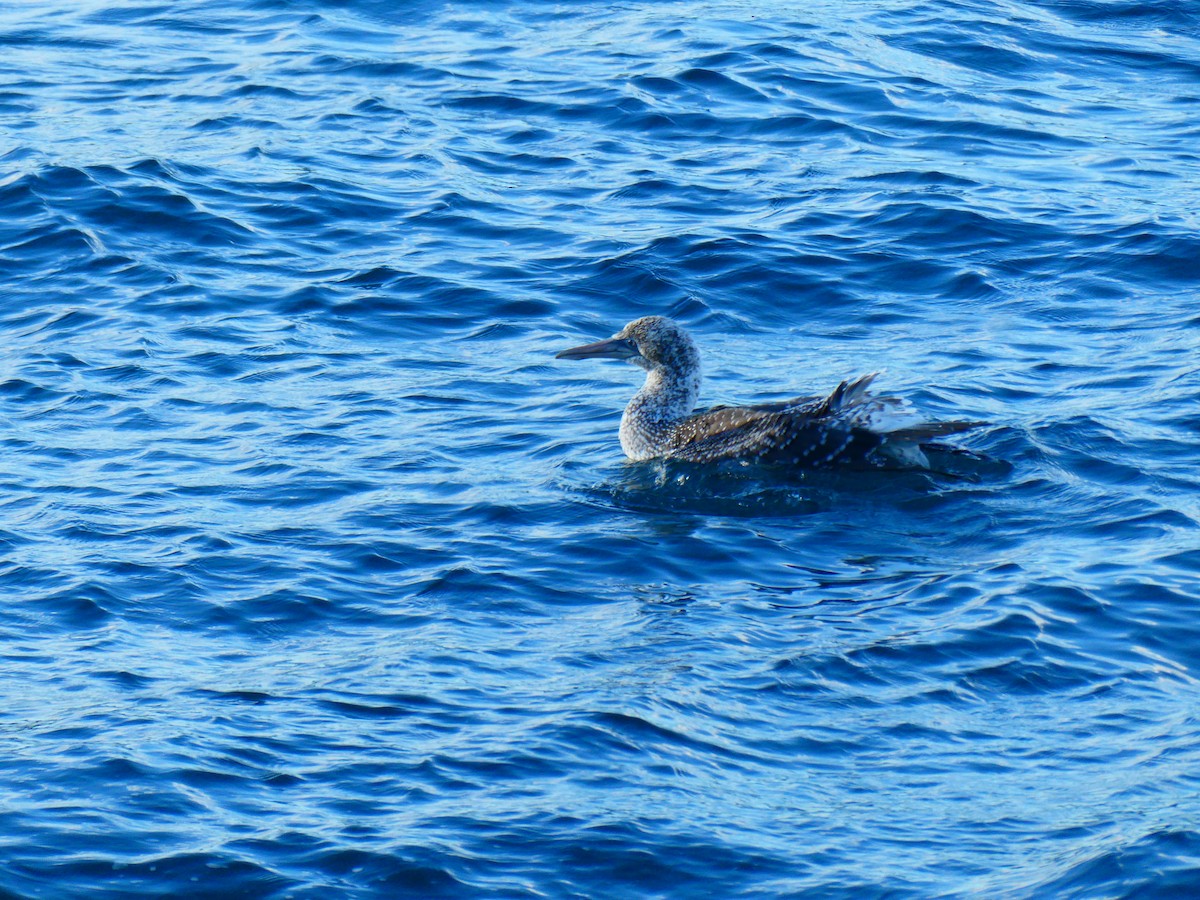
xmin=885 ymin=420 xmax=987 ymax=442
xmin=817 ymin=372 xmax=880 ymax=416
xmin=820 ymin=373 xmax=987 ymax=469
xmin=880 ymin=420 xmax=987 ymax=468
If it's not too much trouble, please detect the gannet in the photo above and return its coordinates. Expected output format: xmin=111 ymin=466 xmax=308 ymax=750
xmin=556 ymin=315 xmax=982 ymax=468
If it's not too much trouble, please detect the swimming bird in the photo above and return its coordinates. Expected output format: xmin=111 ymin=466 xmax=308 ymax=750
xmin=556 ymin=315 xmax=982 ymax=468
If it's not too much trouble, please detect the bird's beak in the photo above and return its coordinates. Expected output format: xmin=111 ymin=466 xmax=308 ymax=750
xmin=555 ymin=337 xmax=640 ymax=361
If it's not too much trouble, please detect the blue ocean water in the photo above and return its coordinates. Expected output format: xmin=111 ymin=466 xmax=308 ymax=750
xmin=2 ymin=0 xmax=1200 ymax=896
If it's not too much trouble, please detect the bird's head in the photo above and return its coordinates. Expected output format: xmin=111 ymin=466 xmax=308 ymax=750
xmin=556 ymin=316 xmax=700 ymax=375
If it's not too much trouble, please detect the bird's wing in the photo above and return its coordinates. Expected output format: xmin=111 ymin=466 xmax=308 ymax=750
xmin=702 ymin=395 xmax=820 ymax=415
xmin=700 ymin=374 xmax=881 ymax=420
xmin=666 ymin=370 xmax=987 ymax=467
xmin=668 ymin=407 xmax=784 ymax=462
xmin=667 ymin=406 xmax=874 ymax=465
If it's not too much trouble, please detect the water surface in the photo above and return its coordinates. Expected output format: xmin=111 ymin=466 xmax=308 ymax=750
xmin=2 ymin=0 xmax=1199 ymax=896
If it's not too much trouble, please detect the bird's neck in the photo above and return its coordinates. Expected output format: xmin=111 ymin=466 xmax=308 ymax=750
xmin=619 ymin=365 xmax=701 ymax=460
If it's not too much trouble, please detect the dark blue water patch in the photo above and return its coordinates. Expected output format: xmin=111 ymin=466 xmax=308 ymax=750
xmin=191 ymin=114 xmax=286 ymax=134
xmin=675 ymin=66 xmax=771 ymax=104
xmin=885 ymin=29 xmax=1046 ymax=79
xmin=1093 ymin=229 xmax=1200 ymax=286
xmin=0 ymin=224 xmax=96 ymax=262
xmin=16 ymin=854 xmax=290 ymax=900
xmin=1037 ymin=0 xmax=1200 ymax=30
xmin=0 ymin=28 xmax=113 ymax=51
xmin=1029 ymin=828 xmax=1200 ymax=898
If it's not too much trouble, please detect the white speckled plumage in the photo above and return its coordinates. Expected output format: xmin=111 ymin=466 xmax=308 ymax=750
xmin=556 ymin=316 xmax=981 ymax=468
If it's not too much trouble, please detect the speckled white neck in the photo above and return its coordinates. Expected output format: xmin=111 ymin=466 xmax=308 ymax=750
xmin=619 ymin=363 xmax=702 ymax=460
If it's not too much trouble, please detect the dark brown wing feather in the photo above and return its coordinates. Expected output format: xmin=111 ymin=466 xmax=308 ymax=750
xmin=666 ymin=406 xmax=883 ymax=466
xmin=885 ymin=420 xmax=987 ymax=441
xmin=667 ymin=407 xmax=790 ymax=462
xmin=673 ymin=375 xmax=984 ymax=467
xmin=704 ymin=395 xmax=818 ymax=415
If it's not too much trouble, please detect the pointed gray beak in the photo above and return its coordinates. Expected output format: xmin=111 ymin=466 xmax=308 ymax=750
xmin=555 ymin=337 xmax=640 ymax=361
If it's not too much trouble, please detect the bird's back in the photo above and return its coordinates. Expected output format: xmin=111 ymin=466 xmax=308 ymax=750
xmin=664 ymin=403 xmax=883 ymax=466
xmin=662 ymin=374 xmax=980 ymax=468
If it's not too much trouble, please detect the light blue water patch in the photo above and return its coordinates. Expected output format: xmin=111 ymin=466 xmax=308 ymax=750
xmin=1 ymin=0 xmax=1199 ymax=896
